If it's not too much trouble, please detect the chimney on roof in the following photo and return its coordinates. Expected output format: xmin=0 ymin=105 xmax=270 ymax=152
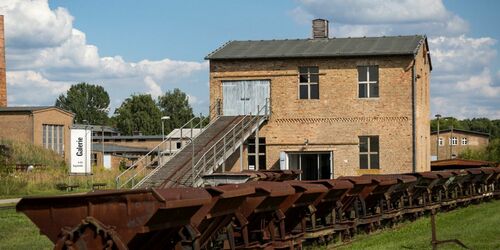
xmin=0 ymin=15 xmax=6 ymax=107
xmin=312 ymin=19 xmax=329 ymax=39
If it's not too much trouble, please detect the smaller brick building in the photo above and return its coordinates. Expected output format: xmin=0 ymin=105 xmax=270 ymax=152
xmin=0 ymin=106 xmax=75 ymax=162
xmin=430 ymin=129 xmax=489 ymax=160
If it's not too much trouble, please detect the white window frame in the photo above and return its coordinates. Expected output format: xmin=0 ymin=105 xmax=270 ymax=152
xmin=358 ymin=66 xmax=379 ymax=98
xmin=450 ymin=137 xmax=458 ymax=145
xmin=461 ymin=137 xmax=468 ymax=145
xmin=298 ymin=66 xmax=319 ymax=100
xmin=438 ymin=137 xmax=444 ymax=146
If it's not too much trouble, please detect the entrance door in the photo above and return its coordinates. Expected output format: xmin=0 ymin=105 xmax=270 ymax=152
xmin=222 ymin=80 xmax=270 ymax=116
xmin=287 ymin=152 xmax=333 ymax=180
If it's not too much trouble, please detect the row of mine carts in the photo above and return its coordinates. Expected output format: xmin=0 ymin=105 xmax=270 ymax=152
xmin=16 ymin=167 xmax=500 ymax=249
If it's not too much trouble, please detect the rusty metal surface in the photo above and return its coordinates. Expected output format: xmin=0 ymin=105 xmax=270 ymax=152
xmin=16 ymin=166 xmax=500 ymax=249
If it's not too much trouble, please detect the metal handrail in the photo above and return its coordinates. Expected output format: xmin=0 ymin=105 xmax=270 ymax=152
xmin=189 ymin=100 xmax=269 ymax=186
xmin=117 ymin=101 xmax=222 ymax=189
xmin=131 ymin=114 xmax=220 ymax=189
xmin=115 ymin=116 xmax=198 ymax=188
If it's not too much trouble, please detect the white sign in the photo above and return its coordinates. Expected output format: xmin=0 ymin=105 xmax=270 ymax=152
xmin=70 ymin=128 xmax=92 ymax=175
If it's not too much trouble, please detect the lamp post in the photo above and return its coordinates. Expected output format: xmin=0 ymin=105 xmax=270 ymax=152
xmin=435 ymin=114 xmax=441 ymax=160
xmin=161 ymin=116 xmax=170 ymax=141
xmin=160 ymin=116 xmax=170 ymax=168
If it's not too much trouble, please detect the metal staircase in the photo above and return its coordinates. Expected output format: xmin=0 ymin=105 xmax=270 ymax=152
xmin=115 ymin=116 xmax=208 ymax=189
xmin=139 ymin=101 xmax=269 ymax=189
xmin=116 ymin=100 xmax=269 ymax=189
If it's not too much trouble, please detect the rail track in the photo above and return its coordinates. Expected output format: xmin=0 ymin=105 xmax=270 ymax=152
xmin=16 ymin=167 xmax=500 ymax=249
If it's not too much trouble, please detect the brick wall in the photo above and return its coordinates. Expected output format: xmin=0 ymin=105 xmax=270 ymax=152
xmin=0 ymin=112 xmax=32 ymax=142
xmin=209 ymin=50 xmax=431 ymax=176
xmin=430 ymin=131 xmax=489 ymax=160
xmin=0 ymin=15 xmax=7 ymax=107
xmin=33 ymin=108 xmax=74 ymax=162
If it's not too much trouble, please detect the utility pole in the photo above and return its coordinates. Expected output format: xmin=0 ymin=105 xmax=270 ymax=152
xmin=435 ymin=114 xmax=441 ymax=160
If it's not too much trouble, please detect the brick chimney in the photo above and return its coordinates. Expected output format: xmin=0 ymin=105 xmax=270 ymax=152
xmin=312 ymin=19 xmax=329 ymax=39
xmin=0 ymin=15 xmax=6 ymax=107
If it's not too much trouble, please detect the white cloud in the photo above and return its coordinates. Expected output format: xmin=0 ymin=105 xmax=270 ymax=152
xmin=0 ymin=0 xmax=73 ymax=49
xmin=6 ymin=70 xmax=70 ymax=104
xmin=293 ymin=0 xmax=468 ymax=36
xmin=187 ymin=94 xmax=198 ymax=105
xmin=0 ymin=0 xmax=208 ymax=112
xmin=144 ymin=76 xmax=162 ymax=98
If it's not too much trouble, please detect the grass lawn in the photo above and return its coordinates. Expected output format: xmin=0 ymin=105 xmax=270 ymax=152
xmin=331 ymin=199 xmax=500 ymax=250
xmin=0 ymin=208 xmax=52 ymax=250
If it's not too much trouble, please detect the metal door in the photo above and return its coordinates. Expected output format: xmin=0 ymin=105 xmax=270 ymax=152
xmin=222 ymin=80 xmax=270 ymax=116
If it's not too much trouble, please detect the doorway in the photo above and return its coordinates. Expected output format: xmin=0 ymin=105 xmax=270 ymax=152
xmin=222 ymin=80 xmax=270 ymax=116
xmin=287 ymin=152 xmax=332 ymax=180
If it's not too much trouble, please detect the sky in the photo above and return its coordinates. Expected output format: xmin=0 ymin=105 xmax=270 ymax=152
xmin=1 ymin=0 xmax=499 ymax=118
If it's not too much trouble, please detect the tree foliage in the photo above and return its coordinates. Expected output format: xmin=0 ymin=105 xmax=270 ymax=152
xmin=158 ymin=88 xmax=195 ymax=134
xmin=431 ymin=117 xmax=500 ymax=139
xmin=55 ymin=82 xmax=110 ymax=125
xmin=113 ymin=94 xmax=162 ymax=135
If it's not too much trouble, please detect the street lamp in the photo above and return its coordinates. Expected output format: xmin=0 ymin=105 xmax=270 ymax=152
xmin=161 ymin=116 xmax=170 ymax=141
xmin=435 ymin=114 xmax=441 ymax=160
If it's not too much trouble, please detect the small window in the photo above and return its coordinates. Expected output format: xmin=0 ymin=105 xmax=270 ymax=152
xmin=461 ymin=138 xmax=468 ymax=145
xmin=438 ymin=137 xmax=444 ymax=146
xmin=358 ymin=66 xmax=379 ymax=98
xmin=298 ymin=66 xmax=319 ymax=99
xmin=450 ymin=137 xmax=458 ymax=145
xmin=247 ymin=137 xmax=266 ymax=170
xmin=176 ymin=142 xmax=182 ymax=149
xmin=359 ymin=136 xmax=380 ymax=169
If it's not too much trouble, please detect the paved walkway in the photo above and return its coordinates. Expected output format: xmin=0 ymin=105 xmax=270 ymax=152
xmin=0 ymin=198 xmax=21 ymax=205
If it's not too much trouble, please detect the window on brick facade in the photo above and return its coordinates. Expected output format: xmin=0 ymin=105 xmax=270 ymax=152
xmin=359 ymin=136 xmax=379 ymax=169
xmin=461 ymin=137 xmax=468 ymax=145
xmin=298 ymin=66 xmax=319 ymax=99
xmin=438 ymin=137 xmax=444 ymax=146
xmin=42 ymin=124 xmax=64 ymax=157
xmin=358 ymin=66 xmax=379 ymax=98
xmin=247 ymin=137 xmax=266 ymax=170
xmin=450 ymin=137 xmax=458 ymax=145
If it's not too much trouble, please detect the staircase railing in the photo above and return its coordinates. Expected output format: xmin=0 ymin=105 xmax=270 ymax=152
xmin=189 ymin=99 xmax=269 ymax=186
xmin=115 ymin=115 xmax=209 ymax=189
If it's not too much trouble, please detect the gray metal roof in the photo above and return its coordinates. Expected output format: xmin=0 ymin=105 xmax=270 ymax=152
xmin=206 ymin=35 xmax=426 ymax=60
xmin=91 ymin=143 xmax=149 ymax=153
xmin=0 ymin=106 xmax=74 ymax=116
xmin=0 ymin=106 xmax=54 ymax=112
xmin=431 ymin=128 xmax=490 ymax=137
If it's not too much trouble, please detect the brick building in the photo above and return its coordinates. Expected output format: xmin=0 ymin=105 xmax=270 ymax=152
xmin=430 ymin=129 xmax=489 ymax=160
xmin=0 ymin=106 xmax=75 ymax=162
xmin=0 ymin=15 xmax=7 ymax=107
xmin=206 ymin=19 xmax=432 ymax=179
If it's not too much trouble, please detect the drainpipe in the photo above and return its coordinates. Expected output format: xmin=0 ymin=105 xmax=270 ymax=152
xmin=411 ymin=59 xmax=417 ymax=173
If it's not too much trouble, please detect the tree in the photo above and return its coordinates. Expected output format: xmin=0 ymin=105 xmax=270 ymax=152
xmin=113 ymin=94 xmax=162 ymax=135
xmin=459 ymin=138 xmax=500 ymax=163
xmin=158 ymin=88 xmax=195 ymax=133
xmin=55 ymin=82 xmax=110 ymax=125
xmin=430 ymin=116 xmax=464 ymax=132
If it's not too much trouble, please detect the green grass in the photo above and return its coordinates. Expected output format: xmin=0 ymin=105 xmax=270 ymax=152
xmin=0 ymin=208 xmax=52 ymax=250
xmin=330 ymin=199 xmax=500 ymax=250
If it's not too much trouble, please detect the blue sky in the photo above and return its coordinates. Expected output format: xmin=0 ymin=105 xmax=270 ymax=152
xmin=1 ymin=0 xmax=499 ymax=118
